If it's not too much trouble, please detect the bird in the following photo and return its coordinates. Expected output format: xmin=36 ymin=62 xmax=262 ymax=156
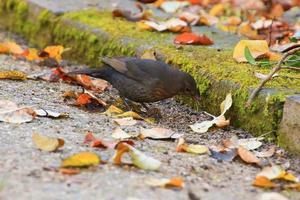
xmin=69 ymin=57 xmax=200 ymax=110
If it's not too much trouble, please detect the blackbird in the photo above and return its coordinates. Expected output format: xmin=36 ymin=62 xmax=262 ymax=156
xmin=69 ymin=57 xmax=200 ymax=106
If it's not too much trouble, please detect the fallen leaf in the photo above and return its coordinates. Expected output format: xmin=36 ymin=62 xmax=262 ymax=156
xmin=61 ymin=152 xmax=101 ymax=168
xmin=59 ymin=168 xmax=81 ymax=175
xmin=238 ymin=137 xmax=263 ymax=150
xmin=112 ymin=127 xmax=133 ymax=139
xmin=214 ymin=115 xmax=230 ymax=128
xmin=138 ymin=18 xmax=189 ymax=33
xmin=0 ymin=100 xmax=35 ymax=123
xmin=252 ymin=176 xmax=277 ymax=188
xmin=255 ymin=146 xmax=276 ymax=158
xmin=237 ymin=146 xmax=260 ymax=164
xmin=73 ymin=92 xmax=106 ymax=112
xmin=233 ymin=40 xmax=269 ymax=62
xmin=91 ymin=139 xmax=109 ymax=149
xmin=113 ymin=117 xmax=137 ymax=126
xmin=34 ymin=109 xmax=69 ymax=118
xmin=189 ymin=120 xmax=215 ymax=133
xmin=176 ymin=138 xmax=208 ymax=154
xmin=23 ymin=48 xmax=41 ymax=61
xmin=174 ymin=32 xmax=213 ymax=45
xmin=179 ymin=12 xmax=200 ymax=25
xmin=112 ymin=3 xmax=150 ymax=22
xmin=116 ymin=111 xmax=154 ymax=123
xmin=254 ymin=72 xmax=278 ymax=80
xmin=159 ymin=1 xmax=189 ymax=13
xmin=256 ymin=165 xmax=299 ymax=182
xmin=209 ymin=3 xmax=224 ymax=16
xmin=43 ymin=45 xmax=64 ymax=61
xmin=139 ymin=127 xmax=181 ymax=139
xmin=145 ymin=177 xmax=184 ymax=189
xmin=113 ymin=142 xmax=161 ymax=170
xmin=32 ymin=132 xmax=64 ymax=152
xmin=83 ymin=131 xmax=96 ymax=144
xmin=0 ymin=41 xmax=23 ymax=55
xmin=102 ymin=105 xmax=124 ymax=115
xmin=284 ymin=183 xmax=300 ymax=191
xmin=209 ymin=148 xmax=237 ymax=162
xmin=72 ymin=74 xmax=109 ymax=92
xmin=0 ymin=70 xmax=27 ymax=80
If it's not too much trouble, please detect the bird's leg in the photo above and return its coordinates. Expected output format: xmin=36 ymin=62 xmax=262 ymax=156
xmin=141 ymin=103 xmax=162 ymax=119
xmin=120 ymin=97 xmax=132 ymax=111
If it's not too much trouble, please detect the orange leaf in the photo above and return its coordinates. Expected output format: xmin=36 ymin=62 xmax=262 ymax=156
xmin=237 ymin=146 xmax=260 ymax=164
xmin=165 ymin=177 xmax=184 ymax=189
xmin=59 ymin=168 xmax=81 ymax=175
xmin=1 ymin=41 xmax=24 ymax=55
xmin=252 ymin=176 xmax=277 ymax=188
xmin=84 ymin=131 xmax=96 ymax=144
xmin=75 ymin=93 xmax=92 ymax=105
xmin=91 ymin=139 xmax=109 ymax=149
xmin=43 ymin=45 xmax=64 ymax=61
xmin=113 ymin=142 xmax=130 ymax=165
xmin=174 ymin=32 xmax=213 ymax=45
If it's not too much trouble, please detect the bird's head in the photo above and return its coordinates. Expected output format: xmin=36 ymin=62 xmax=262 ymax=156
xmin=180 ymin=73 xmax=201 ymax=101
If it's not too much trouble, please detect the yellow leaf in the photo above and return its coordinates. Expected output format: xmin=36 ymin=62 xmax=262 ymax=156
xmin=102 ymin=105 xmax=124 ymax=115
xmin=0 ymin=70 xmax=27 ymax=80
xmin=176 ymin=138 xmax=208 ymax=154
xmin=265 ymin=51 xmax=282 ymax=61
xmin=1 ymin=41 xmax=23 ymax=54
xmin=233 ymin=40 xmax=269 ymax=62
xmin=25 ymin=48 xmax=42 ymax=61
xmin=253 ymin=176 xmax=277 ymax=188
xmin=220 ymin=93 xmax=232 ymax=116
xmin=61 ymin=152 xmax=101 ymax=168
xmin=43 ymin=45 xmax=64 ymax=61
xmin=209 ymin=3 xmax=224 ymax=16
xmin=238 ymin=23 xmax=259 ymax=39
xmin=32 ymin=132 xmax=64 ymax=152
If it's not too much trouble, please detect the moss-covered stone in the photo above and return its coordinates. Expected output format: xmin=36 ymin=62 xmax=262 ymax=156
xmin=0 ymin=0 xmax=299 ymax=150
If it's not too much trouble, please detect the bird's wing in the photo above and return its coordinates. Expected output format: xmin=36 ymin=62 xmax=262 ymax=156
xmin=102 ymin=57 xmax=153 ymax=83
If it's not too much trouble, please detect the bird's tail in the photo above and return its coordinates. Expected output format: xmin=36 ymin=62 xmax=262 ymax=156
xmin=67 ymin=67 xmax=111 ymax=80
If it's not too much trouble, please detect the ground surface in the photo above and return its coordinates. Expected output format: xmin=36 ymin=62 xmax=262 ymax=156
xmin=0 ymin=31 xmax=299 ymax=200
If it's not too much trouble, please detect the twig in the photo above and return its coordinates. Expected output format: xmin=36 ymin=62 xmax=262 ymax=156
xmin=246 ymin=47 xmax=300 ymax=107
xmin=281 ymin=66 xmax=300 ymax=71
xmin=268 ymin=19 xmax=274 ymax=47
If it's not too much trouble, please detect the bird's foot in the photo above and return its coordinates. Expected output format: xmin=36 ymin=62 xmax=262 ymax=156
xmin=146 ymin=107 xmax=162 ymax=119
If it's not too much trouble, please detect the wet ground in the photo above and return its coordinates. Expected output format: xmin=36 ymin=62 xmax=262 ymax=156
xmin=0 ymin=30 xmax=299 ymax=200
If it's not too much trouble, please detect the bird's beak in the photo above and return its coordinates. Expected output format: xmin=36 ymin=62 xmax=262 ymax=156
xmin=193 ymin=91 xmax=201 ymax=102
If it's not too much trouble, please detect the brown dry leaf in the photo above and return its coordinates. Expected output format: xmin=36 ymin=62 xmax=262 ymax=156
xmin=252 ymin=176 xmax=277 ymax=188
xmin=73 ymin=91 xmax=106 ymax=112
xmin=113 ymin=117 xmax=137 ymax=126
xmin=0 ymin=70 xmax=27 ymax=80
xmin=237 ymin=146 xmax=260 ymax=164
xmin=269 ymin=4 xmax=284 ymax=19
xmin=238 ymin=23 xmax=260 ymax=39
xmin=112 ymin=127 xmax=133 ymax=139
xmin=61 ymin=152 xmax=101 ymax=168
xmin=72 ymin=74 xmax=109 ymax=92
xmin=112 ymin=3 xmax=151 ymax=22
xmin=176 ymin=138 xmax=208 ymax=154
xmin=0 ymin=100 xmax=36 ymax=123
xmin=145 ymin=177 xmax=184 ymax=189
xmin=233 ymin=40 xmax=269 ymax=62
xmin=139 ymin=127 xmax=181 ymax=139
xmin=32 ymin=132 xmax=64 ymax=152
xmin=215 ymin=115 xmax=230 ymax=128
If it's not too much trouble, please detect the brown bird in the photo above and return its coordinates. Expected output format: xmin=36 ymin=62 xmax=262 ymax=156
xmin=69 ymin=57 xmax=200 ymax=109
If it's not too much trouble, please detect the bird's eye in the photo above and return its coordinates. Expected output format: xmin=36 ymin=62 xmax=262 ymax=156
xmin=185 ymin=87 xmax=191 ymax=92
